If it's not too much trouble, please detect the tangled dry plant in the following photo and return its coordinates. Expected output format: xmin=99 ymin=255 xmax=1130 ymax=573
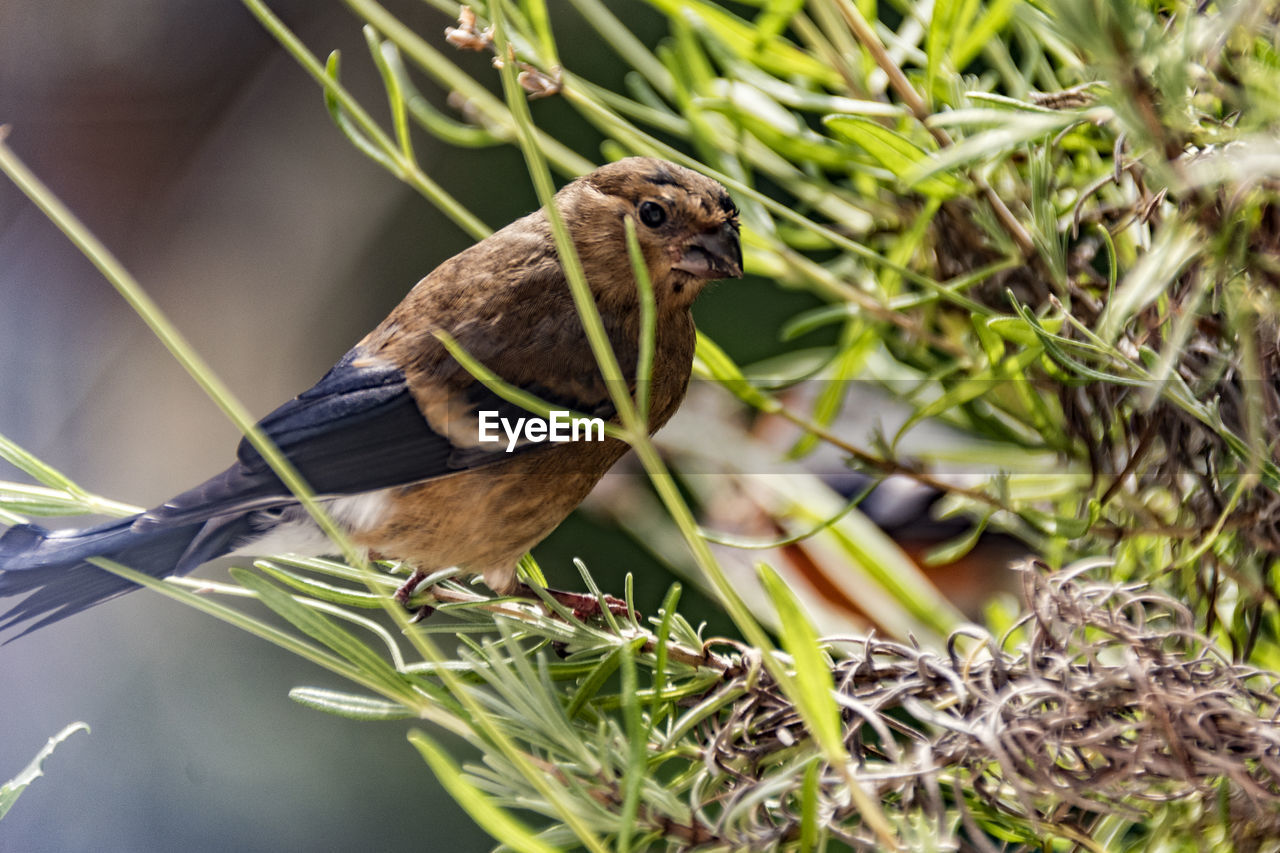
xmin=692 ymin=564 xmax=1280 ymax=848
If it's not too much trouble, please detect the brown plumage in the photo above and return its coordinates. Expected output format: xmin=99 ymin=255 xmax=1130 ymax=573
xmin=0 ymin=157 xmax=741 ymax=636
xmin=357 ymin=157 xmax=742 ymax=598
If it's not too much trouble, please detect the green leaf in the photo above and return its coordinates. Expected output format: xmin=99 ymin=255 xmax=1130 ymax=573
xmin=972 ymin=313 xmax=1006 ymax=364
xmin=799 ymin=757 xmax=820 ymax=852
xmin=322 ymin=51 xmax=399 ymax=174
xmin=648 ymin=584 xmax=682 ymax=729
xmin=986 ymin=315 xmax=1060 ymax=348
xmin=788 ymin=327 xmax=873 ymax=458
xmin=362 ymin=26 xmax=414 ymax=162
xmin=517 ymin=552 xmax=549 ymax=587
xmin=0 ymin=436 xmax=138 ymax=517
xmin=567 ymin=0 xmax=674 ymax=99
xmin=665 ymin=15 xmax=716 ymax=100
xmin=289 ymin=687 xmax=414 ymax=720
xmin=644 ymin=0 xmax=843 ymax=88
xmin=0 ymin=483 xmax=105 ymax=517
xmin=0 ymin=723 xmax=90 ymax=821
xmin=702 ymin=91 xmax=860 ymax=169
xmin=907 ymin=107 xmax=1084 ymax=182
xmin=954 ymin=0 xmax=1020 ymax=68
xmin=408 ymin=729 xmax=560 ymax=853
xmin=926 ymin=0 xmax=963 ymax=102
xmin=1096 ymin=222 xmax=1201 ymax=344
xmin=623 ymin=216 xmax=657 ymax=423
xmin=230 ymin=568 xmax=409 ymax=698
xmin=564 ymin=641 xmax=628 ymax=719
xmin=1002 ymin=473 xmax=1091 ymax=501
xmin=894 ymin=344 xmax=1042 ymax=447
xmin=522 ymin=0 xmax=559 ymax=65
xmin=615 ymin=638 xmax=646 ymax=853
xmin=781 ymin=304 xmax=856 ymax=340
xmin=96 ymin=558 xmax=390 ymax=691
xmin=815 ymin=504 xmax=964 ymax=639
xmin=694 ymin=333 xmax=781 ymax=412
xmin=0 ymin=433 xmax=82 ymax=493
xmin=823 ymin=116 xmax=964 ymax=198
xmin=922 ymin=510 xmax=992 ymax=566
xmin=964 ymin=91 xmax=1065 ymax=115
xmin=255 ymin=560 xmax=386 ymax=608
xmin=757 ymin=564 xmax=843 ymax=758
xmin=1019 ymin=506 xmax=1093 ymax=538
xmin=401 ymin=81 xmax=504 ymax=147
xmin=753 ymin=0 xmax=806 ymax=45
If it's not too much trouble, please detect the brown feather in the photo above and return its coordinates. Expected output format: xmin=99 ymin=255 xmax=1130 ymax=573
xmin=350 ymin=158 xmax=740 ymax=593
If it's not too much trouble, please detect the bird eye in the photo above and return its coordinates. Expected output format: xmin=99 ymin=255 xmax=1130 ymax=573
xmin=638 ymin=200 xmax=667 ymax=228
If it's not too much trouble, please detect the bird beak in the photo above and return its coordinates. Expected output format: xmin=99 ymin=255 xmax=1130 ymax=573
xmin=673 ymin=222 xmax=743 ymax=280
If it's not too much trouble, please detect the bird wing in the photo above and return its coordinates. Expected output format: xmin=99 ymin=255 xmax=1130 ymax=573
xmin=144 ymin=343 xmax=613 ymax=527
xmin=239 ymin=347 xmax=459 ymax=493
xmin=147 ymin=226 xmax=625 ymax=529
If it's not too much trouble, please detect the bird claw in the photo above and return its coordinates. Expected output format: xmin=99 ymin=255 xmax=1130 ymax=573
xmin=562 ymin=591 xmax=630 ymax=621
xmin=513 ymin=583 xmax=633 ymax=621
xmin=393 ymin=569 xmax=428 ymax=606
xmin=407 ymin=603 xmax=436 ymax=622
xmin=394 ymin=571 xmax=633 ymax=623
xmin=393 ymin=568 xmax=437 ymax=625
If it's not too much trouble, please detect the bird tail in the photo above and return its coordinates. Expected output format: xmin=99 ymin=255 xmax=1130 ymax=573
xmin=0 ymin=513 xmax=251 ymax=639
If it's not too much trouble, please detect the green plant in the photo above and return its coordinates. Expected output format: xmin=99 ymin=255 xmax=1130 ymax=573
xmin=0 ymin=723 xmax=89 ymax=823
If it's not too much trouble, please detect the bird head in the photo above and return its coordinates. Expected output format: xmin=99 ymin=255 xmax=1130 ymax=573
xmin=559 ymin=157 xmax=743 ymax=310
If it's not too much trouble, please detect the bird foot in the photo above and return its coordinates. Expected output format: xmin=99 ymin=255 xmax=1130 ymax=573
xmin=513 ymin=583 xmax=631 ymax=621
xmin=393 ymin=569 xmax=435 ymax=621
xmin=393 ymin=570 xmax=630 ymax=622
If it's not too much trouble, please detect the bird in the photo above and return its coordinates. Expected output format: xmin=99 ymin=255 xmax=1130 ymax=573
xmin=0 ymin=157 xmax=742 ymax=637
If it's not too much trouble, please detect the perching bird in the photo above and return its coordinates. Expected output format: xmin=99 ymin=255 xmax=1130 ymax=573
xmin=0 ymin=157 xmax=742 ymax=637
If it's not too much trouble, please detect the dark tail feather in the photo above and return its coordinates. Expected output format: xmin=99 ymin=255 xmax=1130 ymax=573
xmin=0 ymin=514 xmax=251 ymax=639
